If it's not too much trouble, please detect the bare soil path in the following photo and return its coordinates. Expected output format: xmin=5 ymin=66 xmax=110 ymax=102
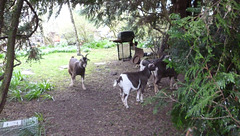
xmin=0 ymin=60 xmax=182 ymax=136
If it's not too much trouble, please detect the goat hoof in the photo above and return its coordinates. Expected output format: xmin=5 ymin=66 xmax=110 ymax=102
xmin=82 ymin=86 xmax=86 ymax=90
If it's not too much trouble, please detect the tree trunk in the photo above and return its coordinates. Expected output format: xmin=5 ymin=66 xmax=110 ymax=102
xmin=171 ymin=0 xmax=192 ymax=18
xmin=67 ymin=0 xmax=81 ymax=55
xmin=39 ymin=21 xmax=47 ymax=45
xmin=0 ymin=0 xmax=24 ymax=113
xmin=158 ymin=0 xmax=194 ymax=57
xmin=0 ymin=0 xmax=7 ymax=34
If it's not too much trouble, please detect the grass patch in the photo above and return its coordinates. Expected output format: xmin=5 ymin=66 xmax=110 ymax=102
xmin=15 ymin=47 xmax=118 ymax=88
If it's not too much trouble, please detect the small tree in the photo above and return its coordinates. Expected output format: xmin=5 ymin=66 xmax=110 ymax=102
xmin=0 ymin=0 xmax=24 ymax=113
xmin=67 ymin=0 xmax=81 ymax=55
xmin=0 ymin=0 xmax=66 ymax=113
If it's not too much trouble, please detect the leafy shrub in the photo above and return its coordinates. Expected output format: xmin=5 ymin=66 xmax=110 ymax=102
xmin=23 ymin=79 xmax=54 ymax=101
xmin=0 ymin=71 xmax=55 ymax=101
xmin=41 ymin=94 xmax=54 ymax=101
xmin=34 ymin=112 xmax=46 ymax=135
xmin=141 ymin=38 xmax=154 ymax=48
xmin=41 ymin=46 xmax=77 ymax=54
xmin=37 ymin=80 xmax=54 ymax=93
xmin=136 ymin=42 xmax=147 ymax=48
xmin=24 ymin=89 xmax=42 ymax=101
xmin=0 ymin=54 xmax=5 ymax=59
xmin=83 ymin=40 xmax=115 ymax=49
xmin=163 ymin=1 xmax=240 ymax=135
xmin=81 ymin=46 xmax=91 ymax=52
xmin=8 ymin=89 xmax=23 ymax=102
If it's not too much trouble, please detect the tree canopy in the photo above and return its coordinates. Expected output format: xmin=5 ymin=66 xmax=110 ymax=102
xmin=74 ymin=0 xmax=199 ymax=39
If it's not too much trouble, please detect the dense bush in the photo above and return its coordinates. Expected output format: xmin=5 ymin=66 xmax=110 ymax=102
xmin=165 ymin=0 xmax=240 ymax=135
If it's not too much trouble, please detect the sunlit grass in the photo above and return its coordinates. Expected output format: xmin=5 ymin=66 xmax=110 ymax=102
xmin=15 ymin=47 xmax=118 ymax=88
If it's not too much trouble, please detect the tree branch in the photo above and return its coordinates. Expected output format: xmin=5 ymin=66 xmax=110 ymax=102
xmin=0 ymin=74 xmax=4 ymax=81
xmin=193 ymin=115 xmax=231 ymax=120
xmin=205 ymin=63 xmax=240 ymax=126
xmin=0 ymin=0 xmax=39 ymax=40
xmin=23 ymin=0 xmax=39 ymax=38
xmin=160 ymin=91 xmax=179 ymax=103
xmin=13 ymin=58 xmax=21 ymax=67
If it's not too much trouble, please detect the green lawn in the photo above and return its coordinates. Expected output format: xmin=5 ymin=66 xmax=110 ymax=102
xmin=15 ymin=47 xmax=118 ymax=87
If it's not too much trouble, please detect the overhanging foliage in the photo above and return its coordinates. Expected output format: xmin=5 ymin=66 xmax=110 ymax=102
xmin=168 ymin=0 xmax=240 ymax=135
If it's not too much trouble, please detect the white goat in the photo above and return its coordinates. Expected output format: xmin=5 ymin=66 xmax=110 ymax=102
xmin=113 ymin=65 xmax=153 ymax=108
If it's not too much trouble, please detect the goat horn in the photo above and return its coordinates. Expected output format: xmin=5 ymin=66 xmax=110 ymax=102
xmin=85 ymin=53 xmax=89 ymax=57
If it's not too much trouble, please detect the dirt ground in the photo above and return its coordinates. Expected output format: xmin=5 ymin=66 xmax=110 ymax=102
xmin=0 ymin=60 xmax=183 ymax=136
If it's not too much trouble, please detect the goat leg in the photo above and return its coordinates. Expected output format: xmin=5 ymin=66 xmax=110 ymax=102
xmin=124 ymin=94 xmax=129 ymax=109
xmin=81 ymin=77 xmax=86 ymax=90
xmin=136 ymin=89 xmax=144 ymax=103
xmin=140 ymin=88 xmax=144 ymax=103
xmin=70 ymin=75 xmax=76 ymax=87
xmin=123 ymin=89 xmax=130 ymax=109
xmin=140 ymin=93 xmax=143 ymax=103
xmin=139 ymin=84 xmax=146 ymax=103
xmin=154 ymin=78 xmax=160 ymax=94
xmin=136 ymin=89 xmax=140 ymax=102
xmin=119 ymin=88 xmax=123 ymax=97
xmin=153 ymin=76 xmax=158 ymax=94
xmin=170 ymin=77 xmax=174 ymax=90
xmin=121 ymin=92 xmax=125 ymax=103
xmin=154 ymin=83 xmax=158 ymax=94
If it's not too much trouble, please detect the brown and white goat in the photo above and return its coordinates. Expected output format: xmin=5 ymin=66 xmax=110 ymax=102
xmin=140 ymin=55 xmax=178 ymax=93
xmin=68 ymin=54 xmax=89 ymax=90
xmin=113 ymin=65 xmax=153 ymax=108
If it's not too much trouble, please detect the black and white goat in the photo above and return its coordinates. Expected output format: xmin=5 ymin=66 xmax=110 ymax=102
xmin=68 ymin=54 xmax=89 ymax=90
xmin=113 ymin=64 xmax=153 ymax=108
xmin=140 ymin=55 xmax=178 ymax=93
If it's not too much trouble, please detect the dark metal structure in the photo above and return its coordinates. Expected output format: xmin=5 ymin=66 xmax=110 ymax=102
xmin=113 ymin=31 xmax=135 ymax=61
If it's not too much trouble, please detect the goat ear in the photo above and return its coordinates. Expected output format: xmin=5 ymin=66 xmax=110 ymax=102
xmin=87 ymin=58 xmax=90 ymax=61
xmin=148 ymin=63 xmax=154 ymax=69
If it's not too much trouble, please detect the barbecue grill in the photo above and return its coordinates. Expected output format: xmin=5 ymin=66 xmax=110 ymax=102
xmin=113 ymin=31 xmax=135 ymax=61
